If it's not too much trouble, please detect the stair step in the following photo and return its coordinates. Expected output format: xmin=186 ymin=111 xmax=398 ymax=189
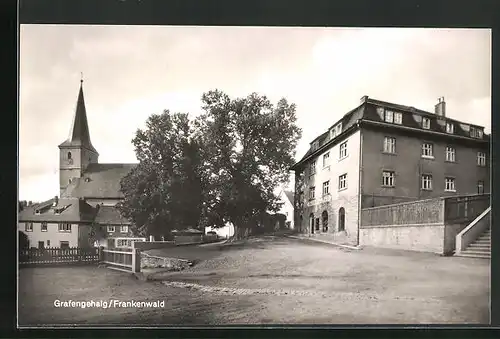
xmin=469 ymin=243 xmax=490 ymax=249
xmin=456 ymin=253 xmax=490 ymax=259
xmin=461 ymin=249 xmax=491 ymax=256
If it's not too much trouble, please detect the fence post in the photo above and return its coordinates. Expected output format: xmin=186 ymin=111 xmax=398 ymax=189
xmin=132 ymin=248 xmax=141 ymax=273
xmin=98 ymin=246 xmax=104 ymax=264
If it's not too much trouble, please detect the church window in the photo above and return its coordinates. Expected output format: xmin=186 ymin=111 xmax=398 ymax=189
xmin=67 ymin=152 xmax=72 ymax=160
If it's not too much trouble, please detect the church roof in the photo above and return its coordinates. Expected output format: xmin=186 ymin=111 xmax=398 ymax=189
xmin=94 ymin=205 xmax=131 ymax=225
xmin=62 ymin=163 xmax=138 ymax=199
xmin=58 ymin=80 xmax=98 ymax=154
xmin=18 ymin=198 xmax=96 ymax=223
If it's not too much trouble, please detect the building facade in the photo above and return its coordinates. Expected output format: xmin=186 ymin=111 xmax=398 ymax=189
xmin=277 ymin=189 xmax=295 ymax=230
xmin=291 ymin=96 xmax=490 ymax=245
xmin=19 ymin=80 xmax=139 ymax=249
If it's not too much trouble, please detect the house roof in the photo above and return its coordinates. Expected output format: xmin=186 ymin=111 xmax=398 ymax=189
xmin=62 ymin=163 xmax=137 ymax=199
xmin=283 ymin=190 xmax=294 ymax=205
xmin=94 ymin=205 xmax=131 ymax=225
xmin=18 ymin=198 xmax=96 ymax=223
xmin=58 ymin=81 xmax=98 ymax=154
xmin=291 ymin=97 xmax=490 ymax=170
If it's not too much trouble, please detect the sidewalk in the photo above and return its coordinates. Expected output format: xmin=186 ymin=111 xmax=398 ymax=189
xmin=286 ymin=234 xmax=361 ymax=250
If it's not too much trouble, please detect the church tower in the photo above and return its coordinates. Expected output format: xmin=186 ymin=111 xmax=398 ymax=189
xmin=58 ymin=78 xmax=99 ymax=195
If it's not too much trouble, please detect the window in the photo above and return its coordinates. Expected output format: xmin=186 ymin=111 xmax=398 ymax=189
xmin=422 ymin=117 xmax=431 ymax=129
xmin=445 ymin=177 xmax=456 ymax=192
xmin=116 ymin=239 xmax=129 ymax=247
xmin=312 ymin=141 xmax=319 ymax=151
xmin=47 ymin=240 xmax=50 ymax=247
xmin=41 ymin=222 xmax=48 ymax=232
xmin=310 ymin=160 xmax=317 ymax=175
xmin=25 ymin=222 xmax=33 ymax=232
xmin=120 ymin=226 xmax=129 ymax=233
xmin=335 ymin=123 xmax=342 ymax=136
xmin=58 ymin=223 xmax=71 ymax=232
xmin=394 ymin=112 xmax=403 ymax=124
xmin=322 ymin=181 xmax=330 ymax=196
xmin=383 ymin=137 xmax=396 ymax=154
xmin=60 ymin=241 xmax=70 ymax=249
xmin=309 ymin=187 xmax=315 ymax=200
xmin=384 ymin=110 xmax=394 ymax=123
xmin=67 ymin=152 xmax=72 ymax=160
xmin=421 ymin=174 xmax=433 ymax=190
xmin=323 ymin=152 xmax=330 ymax=167
xmin=421 ymin=143 xmax=434 ymax=158
xmin=477 ymin=152 xmax=486 ymax=166
xmin=107 ymin=226 xmax=116 ymax=233
xmin=339 ymin=141 xmax=348 ymax=159
xmin=445 ymin=147 xmax=456 ymax=162
xmin=470 ymin=127 xmax=483 ymax=139
xmin=477 ymin=181 xmax=485 ymax=194
xmin=382 ymin=171 xmax=395 ymax=187
xmin=338 ymin=174 xmax=347 ymax=190
xmin=446 ymin=122 xmax=454 ymax=134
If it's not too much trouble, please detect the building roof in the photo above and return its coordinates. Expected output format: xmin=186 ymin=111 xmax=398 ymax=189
xmin=58 ymin=81 xmax=98 ymax=154
xmin=291 ymin=97 xmax=490 ymax=170
xmin=62 ymin=163 xmax=137 ymax=199
xmin=94 ymin=205 xmax=131 ymax=225
xmin=18 ymin=198 xmax=96 ymax=223
xmin=282 ymin=190 xmax=294 ymax=205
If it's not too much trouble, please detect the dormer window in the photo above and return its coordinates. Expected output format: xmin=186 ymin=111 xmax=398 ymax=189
xmin=470 ymin=127 xmax=483 ymax=139
xmin=394 ymin=112 xmax=403 ymax=124
xmin=422 ymin=117 xmax=431 ymax=129
xmin=335 ymin=123 xmax=342 ymax=136
xmin=85 ymin=178 xmax=90 ymax=183
xmin=35 ymin=209 xmax=40 ymax=215
xmin=446 ymin=122 xmax=454 ymax=134
xmin=68 ymin=179 xmax=72 ymax=184
xmin=384 ymin=110 xmax=394 ymax=123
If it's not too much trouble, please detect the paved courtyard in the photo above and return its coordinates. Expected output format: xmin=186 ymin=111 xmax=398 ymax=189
xmin=18 ymin=236 xmax=490 ymax=325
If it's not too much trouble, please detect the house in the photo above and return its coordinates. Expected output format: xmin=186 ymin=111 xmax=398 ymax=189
xmin=277 ymin=189 xmax=295 ymax=230
xmin=18 ymin=79 xmax=140 ymax=249
xmin=290 ymin=96 xmax=490 ymax=246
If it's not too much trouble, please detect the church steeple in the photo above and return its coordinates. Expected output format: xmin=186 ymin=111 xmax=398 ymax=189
xmin=59 ymin=76 xmax=98 ymax=154
xmin=58 ymin=77 xmax=99 ymax=196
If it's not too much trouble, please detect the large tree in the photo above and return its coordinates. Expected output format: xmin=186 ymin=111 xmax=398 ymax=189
xmin=194 ymin=90 xmax=302 ymax=240
xmin=117 ymin=111 xmax=205 ymax=238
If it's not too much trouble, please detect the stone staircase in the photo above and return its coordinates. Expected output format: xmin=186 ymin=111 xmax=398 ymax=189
xmin=456 ymin=228 xmax=490 ymax=259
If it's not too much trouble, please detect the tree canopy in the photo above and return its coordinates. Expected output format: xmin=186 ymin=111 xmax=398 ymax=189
xmin=118 ymin=90 xmax=301 ymax=239
xmin=117 ymin=111 xmax=204 ymax=238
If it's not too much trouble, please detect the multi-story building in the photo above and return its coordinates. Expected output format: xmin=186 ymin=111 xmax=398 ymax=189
xmin=290 ymin=96 xmax=490 ymax=245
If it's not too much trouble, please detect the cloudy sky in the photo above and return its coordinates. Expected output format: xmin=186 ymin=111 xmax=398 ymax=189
xmin=19 ymin=25 xmax=491 ymax=202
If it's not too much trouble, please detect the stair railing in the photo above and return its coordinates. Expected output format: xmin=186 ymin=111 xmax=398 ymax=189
xmin=455 ymin=206 xmax=491 ymax=255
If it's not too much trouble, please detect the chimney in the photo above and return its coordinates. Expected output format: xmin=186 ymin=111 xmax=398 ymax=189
xmin=434 ymin=97 xmax=446 ymax=117
xmin=53 ymin=196 xmax=59 ymax=207
xmin=360 ymin=95 xmax=369 ymax=104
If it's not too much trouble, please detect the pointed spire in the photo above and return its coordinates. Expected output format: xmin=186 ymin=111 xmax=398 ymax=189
xmin=59 ymin=77 xmax=98 ymax=154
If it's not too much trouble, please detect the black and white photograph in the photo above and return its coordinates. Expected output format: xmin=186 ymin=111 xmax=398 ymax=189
xmin=18 ymin=25 xmax=491 ymax=326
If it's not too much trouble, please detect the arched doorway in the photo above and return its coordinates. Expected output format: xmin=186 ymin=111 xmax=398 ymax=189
xmin=309 ymin=213 xmax=315 ymax=234
xmin=338 ymin=207 xmax=345 ymax=232
xmin=322 ymin=211 xmax=328 ymax=232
